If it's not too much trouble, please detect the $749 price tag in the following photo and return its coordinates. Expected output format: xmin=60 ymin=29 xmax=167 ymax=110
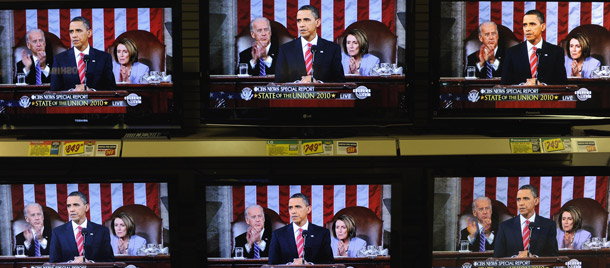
xmin=542 ymin=138 xmax=565 ymax=152
xmin=64 ymin=141 xmax=85 ymax=155
xmin=302 ymin=141 xmax=324 ymax=155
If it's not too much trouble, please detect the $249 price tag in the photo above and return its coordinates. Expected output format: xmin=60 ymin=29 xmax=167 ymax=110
xmin=543 ymin=138 xmax=564 ymax=152
xmin=64 ymin=141 xmax=85 ymax=155
xmin=302 ymin=141 xmax=324 ymax=155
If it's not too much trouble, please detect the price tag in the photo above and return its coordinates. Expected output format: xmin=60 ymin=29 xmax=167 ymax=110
xmin=541 ymin=138 xmax=571 ymax=153
xmin=28 ymin=141 xmax=61 ymax=156
xmin=577 ymin=141 xmax=597 ymax=152
xmin=266 ymin=140 xmax=300 ymax=156
xmin=302 ymin=141 xmax=324 ymax=155
xmin=509 ymin=138 xmax=541 ymax=154
xmin=337 ymin=141 xmax=359 ymax=155
xmin=64 ymin=141 xmax=85 ymax=155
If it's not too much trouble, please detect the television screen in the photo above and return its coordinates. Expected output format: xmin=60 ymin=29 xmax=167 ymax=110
xmin=0 ymin=1 xmax=180 ymax=132
xmin=433 ymin=176 xmax=608 ymax=267
xmin=206 ymin=182 xmax=393 ymax=266
xmin=434 ymin=1 xmax=610 ymax=120
xmin=0 ymin=181 xmax=170 ymax=266
xmin=205 ymin=0 xmax=410 ymax=126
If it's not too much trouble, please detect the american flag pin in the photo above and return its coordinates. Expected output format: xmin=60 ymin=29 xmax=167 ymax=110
xmin=320 ymin=51 xmax=324 ymax=53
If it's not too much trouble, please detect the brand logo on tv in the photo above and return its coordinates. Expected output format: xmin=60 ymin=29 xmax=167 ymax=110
xmin=575 ymin=88 xmax=592 ymax=101
xmin=353 ymin=86 xmax=371 ymax=100
xmin=124 ymin=93 xmax=142 ymax=106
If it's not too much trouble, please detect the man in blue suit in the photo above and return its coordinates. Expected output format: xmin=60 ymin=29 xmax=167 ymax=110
xmin=49 ymin=191 xmax=114 ymax=263
xmin=501 ymin=10 xmax=567 ymax=85
xmin=274 ymin=5 xmax=345 ymax=83
xmin=268 ymin=193 xmax=334 ymax=265
xmin=50 ymin=16 xmax=116 ymax=91
xmin=494 ymin=185 xmax=558 ymax=258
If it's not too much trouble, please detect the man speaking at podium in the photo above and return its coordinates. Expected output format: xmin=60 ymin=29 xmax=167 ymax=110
xmin=500 ymin=10 xmax=567 ymax=86
xmin=49 ymin=191 xmax=114 ymax=263
xmin=274 ymin=5 xmax=345 ymax=83
xmin=268 ymin=193 xmax=334 ymax=265
xmin=494 ymin=185 xmax=558 ymax=258
xmin=50 ymin=16 xmax=116 ymax=91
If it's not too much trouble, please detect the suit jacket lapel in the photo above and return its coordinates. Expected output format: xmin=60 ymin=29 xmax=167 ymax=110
xmin=294 ymin=38 xmax=307 ymax=75
xmin=286 ymin=224 xmax=299 ymax=257
xmin=64 ymin=223 xmax=80 ymax=256
xmin=520 ymin=42 xmax=531 ymax=78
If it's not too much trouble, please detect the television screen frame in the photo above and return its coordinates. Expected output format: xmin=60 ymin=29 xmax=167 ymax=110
xmin=430 ymin=0 xmax=610 ymax=124
xmin=0 ymin=0 xmax=183 ymax=134
xmin=202 ymin=0 xmax=413 ymax=128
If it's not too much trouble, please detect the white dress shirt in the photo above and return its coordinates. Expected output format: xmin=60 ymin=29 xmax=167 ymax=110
xmin=300 ymin=35 xmax=319 ymax=61
xmin=73 ymin=45 xmax=91 ymax=69
xmin=520 ymin=213 xmax=536 ymax=237
xmin=71 ymin=219 xmax=88 ymax=241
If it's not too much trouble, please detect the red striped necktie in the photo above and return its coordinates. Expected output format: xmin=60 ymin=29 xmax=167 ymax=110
xmin=78 ymin=53 xmax=86 ymax=84
xmin=76 ymin=226 xmax=84 ymax=256
xmin=530 ymin=47 xmax=538 ymax=78
xmin=296 ymin=228 xmax=304 ymax=258
xmin=522 ymin=220 xmax=530 ymax=251
xmin=305 ymin=43 xmax=313 ymax=76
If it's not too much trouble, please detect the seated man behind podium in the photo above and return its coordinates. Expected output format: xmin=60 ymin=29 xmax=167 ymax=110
xmin=49 ymin=191 xmax=114 ymax=263
xmin=274 ymin=5 xmax=345 ymax=83
xmin=494 ymin=185 xmax=558 ymax=258
xmin=15 ymin=203 xmax=52 ymax=256
xmin=237 ymin=17 xmax=278 ymax=76
xmin=268 ymin=193 xmax=334 ymax=265
xmin=465 ymin=22 xmax=505 ymax=79
xmin=50 ymin=16 xmax=116 ymax=91
xmin=458 ymin=197 xmax=497 ymax=252
xmin=233 ymin=204 xmax=272 ymax=258
xmin=500 ymin=10 xmax=567 ymax=85
xmin=16 ymin=29 xmax=53 ymax=85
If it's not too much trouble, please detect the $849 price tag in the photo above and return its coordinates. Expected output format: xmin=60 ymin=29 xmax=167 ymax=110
xmin=302 ymin=141 xmax=324 ymax=155
xmin=542 ymin=138 xmax=565 ymax=152
xmin=64 ymin=141 xmax=85 ymax=155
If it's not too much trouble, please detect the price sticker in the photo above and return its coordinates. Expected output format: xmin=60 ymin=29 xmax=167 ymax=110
xmin=64 ymin=141 xmax=85 ymax=155
xmin=302 ymin=141 xmax=324 ymax=155
xmin=542 ymin=138 xmax=565 ymax=152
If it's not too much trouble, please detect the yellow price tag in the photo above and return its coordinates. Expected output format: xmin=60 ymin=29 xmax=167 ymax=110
xmin=64 ymin=141 xmax=85 ymax=155
xmin=542 ymin=138 xmax=565 ymax=152
xmin=302 ymin=141 xmax=324 ymax=155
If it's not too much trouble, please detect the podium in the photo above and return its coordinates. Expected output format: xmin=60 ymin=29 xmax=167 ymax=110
xmin=42 ymin=262 xmax=127 ymax=268
xmin=261 ymin=265 xmax=345 ymax=268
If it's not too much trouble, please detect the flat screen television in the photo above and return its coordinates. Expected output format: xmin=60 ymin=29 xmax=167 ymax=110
xmin=204 ymin=0 xmax=411 ymax=127
xmin=0 ymin=181 xmax=171 ymax=265
xmin=0 ymin=1 xmax=181 ymax=134
xmin=432 ymin=174 xmax=609 ymax=267
xmin=432 ymin=1 xmax=610 ymax=123
xmin=205 ymin=179 xmax=402 ymax=266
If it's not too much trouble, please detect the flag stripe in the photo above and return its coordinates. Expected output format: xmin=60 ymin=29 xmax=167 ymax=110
xmin=11 ymin=183 xmax=159 ymax=224
xmin=232 ymin=184 xmax=384 ymax=225
xmin=460 ymin=177 xmax=608 ymax=218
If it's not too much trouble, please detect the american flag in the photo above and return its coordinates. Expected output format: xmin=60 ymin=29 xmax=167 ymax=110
xmin=237 ymin=0 xmax=396 ymax=41
xmin=466 ymin=2 xmax=610 ymax=46
xmin=460 ymin=176 xmax=608 ymax=219
xmin=11 ymin=183 xmax=160 ymax=225
xmin=232 ymin=184 xmax=383 ymax=227
xmin=13 ymin=8 xmax=165 ymax=52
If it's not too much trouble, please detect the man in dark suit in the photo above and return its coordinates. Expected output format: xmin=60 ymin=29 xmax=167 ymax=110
xmin=233 ymin=205 xmax=272 ymax=258
xmin=458 ymin=197 xmax=497 ymax=252
xmin=268 ymin=193 xmax=334 ymax=265
xmin=237 ymin=17 xmax=278 ymax=76
xmin=50 ymin=16 xmax=115 ymax=91
xmin=494 ymin=185 xmax=558 ymax=258
xmin=14 ymin=203 xmax=52 ymax=256
xmin=49 ymin=191 xmax=114 ymax=263
xmin=466 ymin=22 xmax=505 ymax=79
xmin=15 ymin=29 xmax=53 ymax=85
xmin=501 ymin=10 xmax=567 ymax=85
xmin=274 ymin=5 xmax=345 ymax=83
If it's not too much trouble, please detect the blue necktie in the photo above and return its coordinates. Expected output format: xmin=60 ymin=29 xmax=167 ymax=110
xmin=34 ymin=236 xmax=41 ymax=256
xmin=486 ymin=61 xmax=492 ymax=78
xmin=479 ymin=231 xmax=486 ymax=252
xmin=35 ymin=61 xmax=42 ymax=85
xmin=259 ymin=58 xmax=266 ymax=76
xmin=253 ymin=243 xmax=260 ymax=258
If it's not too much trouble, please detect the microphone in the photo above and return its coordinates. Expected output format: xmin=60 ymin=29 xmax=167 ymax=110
xmin=81 ymin=228 xmax=89 ymax=260
xmin=527 ymin=223 xmax=534 ymax=257
xmin=535 ymin=49 xmax=541 ymax=85
xmin=301 ymin=230 xmax=309 ymax=263
xmin=83 ymin=55 xmax=91 ymax=89
xmin=310 ymin=45 xmax=318 ymax=83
